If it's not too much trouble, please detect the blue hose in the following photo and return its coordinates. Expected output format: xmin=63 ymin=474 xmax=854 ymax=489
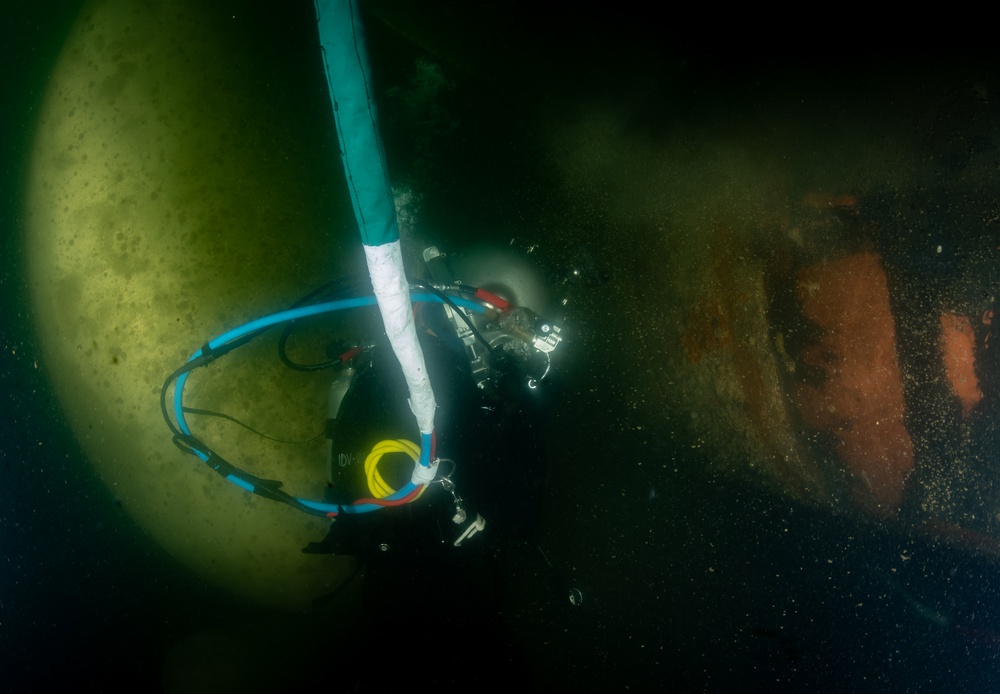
xmin=170 ymin=292 xmax=485 ymax=516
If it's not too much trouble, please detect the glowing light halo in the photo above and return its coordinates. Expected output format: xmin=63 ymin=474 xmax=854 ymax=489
xmin=25 ymin=0 xmax=357 ymax=610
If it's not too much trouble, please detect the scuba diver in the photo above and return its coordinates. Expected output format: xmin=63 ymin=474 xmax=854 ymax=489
xmin=307 ymin=245 xmax=562 ymax=677
xmin=160 ymin=2 xmax=582 ymax=684
xmin=160 ymin=240 xmax=567 ymax=683
xmin=302 ymin=243 xmax=559 ymax=561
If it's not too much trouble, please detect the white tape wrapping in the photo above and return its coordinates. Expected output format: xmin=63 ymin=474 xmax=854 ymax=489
xmin=363 ymin=241 xmax=437 ymax=434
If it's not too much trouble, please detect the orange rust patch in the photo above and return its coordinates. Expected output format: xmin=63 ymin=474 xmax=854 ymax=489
xmin=794 ymin=252 xmax=913 ymax=517
xmin=939 ymin=312 xmax=982 ymax=416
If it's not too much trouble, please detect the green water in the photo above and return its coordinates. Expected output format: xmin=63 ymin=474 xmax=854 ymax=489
xmin=6 ymin=1 xmax=1000 ymax=690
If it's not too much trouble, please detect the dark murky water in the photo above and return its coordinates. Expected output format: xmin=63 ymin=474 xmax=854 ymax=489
xmin=5 ymin=3 xmax=1000 ymax=691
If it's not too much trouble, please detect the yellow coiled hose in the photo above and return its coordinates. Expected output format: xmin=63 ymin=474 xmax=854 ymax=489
xmin=364 ymin=439 xmax=425 ymax=499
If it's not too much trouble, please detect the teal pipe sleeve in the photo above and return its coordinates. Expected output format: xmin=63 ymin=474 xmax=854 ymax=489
xmin=315 ymin=0 xmax=436 ymax=439
xmin=315 ymin=0 xmax=399 ymax=247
